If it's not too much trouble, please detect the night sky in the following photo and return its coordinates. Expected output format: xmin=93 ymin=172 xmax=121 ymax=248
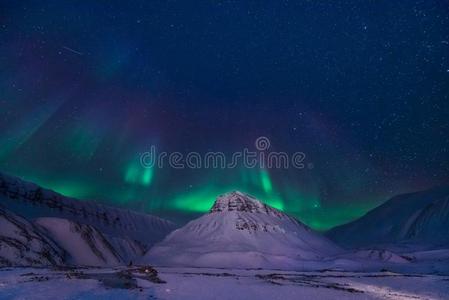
xmin=1 ymin=1 xmax=448 ymax=230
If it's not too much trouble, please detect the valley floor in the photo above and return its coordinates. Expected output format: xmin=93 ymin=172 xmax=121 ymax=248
xmin=0 ymin=266 xmax=448 ymax=300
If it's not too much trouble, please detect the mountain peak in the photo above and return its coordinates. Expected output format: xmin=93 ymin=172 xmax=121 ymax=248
xmin=143 ymin=191 xmax=341 ymax=268
xmin=210 ymin=191 xmax=283 ymax=217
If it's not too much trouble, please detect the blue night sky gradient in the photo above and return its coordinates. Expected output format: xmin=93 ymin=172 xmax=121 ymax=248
xmin=0 ymin=1 xmax=448 ymax=229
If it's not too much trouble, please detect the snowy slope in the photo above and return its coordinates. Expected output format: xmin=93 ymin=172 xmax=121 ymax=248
xmin=327 ymin=186 xmax=449 ymax=249
xmin=142 ymin=191 xmax=341 ymax=269
xmin=0 ymin=172 xmax=175 ymax=251
xmin=36 ymin=217 xmax=122 ymax=266
xmin=333 ymin=249 xmax=411 ymax=264
xmin=405 ymin=195 xmax=449 ymax=242
xmin=0 ymin=205 xmax=149 ymax=267
xmin=0 ymin=207 xmax=66 ymax=266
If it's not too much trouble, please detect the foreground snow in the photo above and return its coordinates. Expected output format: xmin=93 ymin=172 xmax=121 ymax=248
xmin=0 ymin=266 xmax=448 ymax=300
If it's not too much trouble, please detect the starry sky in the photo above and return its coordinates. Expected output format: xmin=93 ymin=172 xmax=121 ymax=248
xmin=1 ymin=1 xmax=448 ymax=230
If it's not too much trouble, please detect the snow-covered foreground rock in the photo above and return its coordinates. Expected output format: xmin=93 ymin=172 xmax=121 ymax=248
xmin=0 ymin=266 xmax=448 ymax=300
xmin=143 ymin=191 xmax=341 ymax=269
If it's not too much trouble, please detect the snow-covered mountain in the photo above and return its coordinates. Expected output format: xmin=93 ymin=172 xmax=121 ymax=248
xmin=327 ymin=186 xmax=449 ymax=249
xmin=0 ymin=172 xmax=175 ymax=246
xmin=36 ymin=217 xmax=123 ymax=266
xmin=0 ymin=172 xmax=176 ymax=266
xmin=0 ymin=207 xmax=66 ymax=266
xmin=142 ymin=191 xmax=341 ymax=269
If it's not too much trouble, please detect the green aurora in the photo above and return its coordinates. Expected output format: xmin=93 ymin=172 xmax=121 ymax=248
xmin=4 ymin=161 xmax=378 ymax=231
xmin=1 ymin=1 xmax=448 ymax=235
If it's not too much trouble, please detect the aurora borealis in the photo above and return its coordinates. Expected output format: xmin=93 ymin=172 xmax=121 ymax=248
xmin=1 ymin=2 xmax=449 ymax=230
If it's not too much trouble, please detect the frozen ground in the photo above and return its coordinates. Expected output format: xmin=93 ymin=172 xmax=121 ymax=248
xmin=0 ymin=266 xmax=448 ymax=300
